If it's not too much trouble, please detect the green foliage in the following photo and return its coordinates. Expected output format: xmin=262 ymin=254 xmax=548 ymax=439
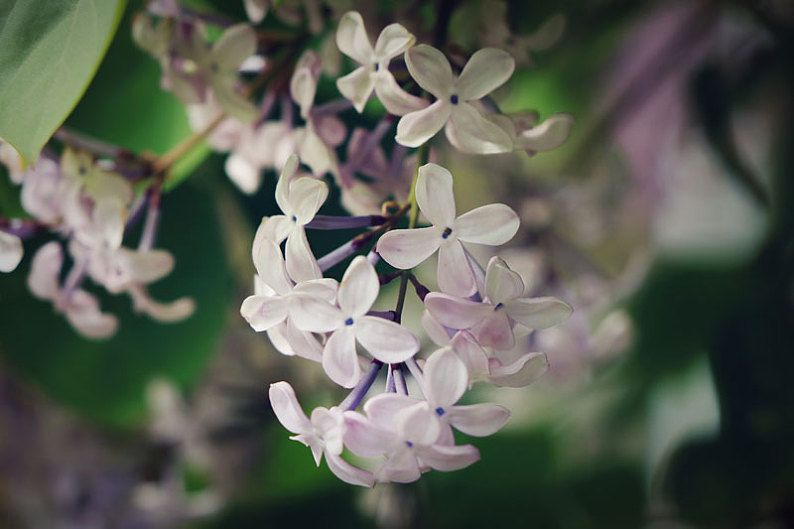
xmin=0 ymin=0 xmax=127 ymax=163
xmin=0 ymin=176 xmax=231 ymax=429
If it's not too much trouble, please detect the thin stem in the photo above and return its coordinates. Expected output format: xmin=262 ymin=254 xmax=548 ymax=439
xmin=54 ymin=128 xmax=126 ymax=158
xmin=405 ymin=358 xmax=427 ymax=398
xmin=385 ymin=365 xmax=396 ymax=393
xmin=395 ymin=364 xmax=409 ymax=395
xmin=339 ymin=361 xmax=384 ymax=411
xmin=139 ymin=185 xmax=162 ymax=251
xmin=152 ymin=112 xmax=226 ymax=175
xmin=306 ymin=214 xmax=386 ymax=230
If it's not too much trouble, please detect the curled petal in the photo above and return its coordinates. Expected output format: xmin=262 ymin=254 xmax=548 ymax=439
xmin=425 ymin=293 xmax=491 ymax=330
xmin=336 ymin=67 xmax=375 ymax=113
xmin=378 ymin=446 xmax=421 ymax=483
xmin=275 ymin=154 xmax=300 ymax=213
xmin=456 ymin=48 xmax=515 ymax=101
xmin=364 ymin=394 xmax=418 ymax=429
xmin=416 ymin=163 xmax=456 ymax=227
xmin=516 ymin=113 xmax=575 ymax=152
xmin=325 ymin=452 xmax=375 ymax=488
xmin=376 ymin=226 xmax=441 ymax=270
xmin=454 ymin=203 xmax=519 ymax=246
xmin=422 ymin=310 xmax=453 ymax=346
xmin=212 ymin=24 xmax=257 ymax=73
xmin=373 ymin=23 xmax=415 ymax=60
xmin=471 ymin=311 xmax=514 ymax=351
xmin=405 ymin=45 xmax=453 ymax=98
xmin=269 ymin=381 xmax=312 ymax=434
xmin=322 ymin=327 xmax=360 ymax=388
xmin=253 ymin=239 xmax=292 ymax=295
xmin=356 ymin=316 xmax=419 ymax=363
xmin=66 ymin=291 xmax=118 ymax=339
xmin=240 ymin=295 xmax=289 ymax=332
xmin=415 ymin=443 xmax=480 ymax=472
xmin=445 ymin=404 xmax=510 ymax=436
xmin=0 ymin=231 xmax=23 ymax=273
xmin=289 ymin=176 xmax=329 ymax=225
xmin=395 ymin=100 xmax=450 ymax=148
xmin=225 ymin=152 xmax=260 ymax=194
xmin=343 ymin=412 xmax=396 ymax=457
xmin=424 ymin=348 xmax=468 ymax=407
xmin=437 ymin=240 xmax=476 ymax=297
xmin=490 ymin=352 xmax=548 ymax=388
xmin=449 ymin=331 xmax=490 ymax=380
xmin=446 ymin=102 xmax=513 ymax=154
xmin=504 ymin=297 xmax=573 ymax=330
xmin=336 ymin=11 xmax=374 ymax=65
xmin=285 ymin=228 xmax=321 ymax=283
xmin=485 ymin=256 xmax=524 ymax=305
xmin=373 ymin=71 xmax=428 ymax=116
xmin=267 ymin=319 xmax=324 ymax=362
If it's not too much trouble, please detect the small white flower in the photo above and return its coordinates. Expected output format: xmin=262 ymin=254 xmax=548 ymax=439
xmin=269 ymin=382 xmax=375 ymax=487
xmin=396 ymin=45 xmax=515 ymax=153
xmin=335 ymin=11 xmax=427 ymax=115
xmin=488 ymin=111 xmax=575 ymax=155
xmin=291 ymin=256 xmax=420 ymax=388
xmin=376 ymin=163 xmax=519 ymax=297
xmin=0 ymin=230 xmax=23 ymax=273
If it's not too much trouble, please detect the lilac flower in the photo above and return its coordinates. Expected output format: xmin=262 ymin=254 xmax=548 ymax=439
xmin=0 ymin=231 xmax=23 ymax=273
xmin=376 ymin=163 xmax=519 ymax=296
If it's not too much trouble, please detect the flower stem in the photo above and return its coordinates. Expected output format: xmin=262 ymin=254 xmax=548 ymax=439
xmin=340 ymin=361 xmax=384 ymax=411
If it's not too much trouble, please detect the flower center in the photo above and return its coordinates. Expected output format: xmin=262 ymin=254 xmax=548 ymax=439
xmin=345 ymin=317 xmax=354 ymax=326
xmin=374 ymin=63 xmax=380 ymax=72
xmin=435 ymin=407 xmax=445 ymax=416
xmin=291 ymin=215 xmax=297 ymax=222
xmin=450 ymin=94 xmax=459 ymax=105
xmin=441 ymin=227 xmax=452 ymax=239
xmin=405 ymin=441 xmax=413 ymax=448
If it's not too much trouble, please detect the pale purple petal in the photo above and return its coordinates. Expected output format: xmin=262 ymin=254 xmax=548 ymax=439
xmin=253 ymin=239 xmax=292 ymax=294
xmin=416 ymin=163 xmax=456 ymax=226
xmin=290 ymin=293 xmax=344 ymax=332
xmin=471 ymin=311 xmax=514 ymax=351
xmin=267 ymin=319 xmax=324 ymax=362
xmin=485 ymin=256 xmax=524 ymax=304
xmin=424 ymin=292 xmax=491 ymax=330
xmin=424 ymin=348 xmax=468 ymax=407
xmin=446 ymin=102 xmax=513 ymax=154
xmin=363 ymin=393 xmax=418 ymax=430
xmin=378 ymin=446 xmax=421 ymax=483
xmin=336 ymin=67 xmax=375 ymax=113
xmin=269 ymin=381 xmax=312 ymax=434
xmin=421 ymin=310 xmax=453 ymax=346
xmin=322 ymin=327 xmax=360 ymax=388
xmin=445 ymin=404 xmax=510 ymax=436
xmin=225 ymin=152 xmax=260 ymax=194
xmin=336 ymin=11 xmax=374 ymax=65
xmin=240 ymin=295 xmax=289 ymax=332
xmin=405 ymin=44 xmax=453 ymax=98
xmin=395 ymin=100 xmax=451 ymax=148
xmin=376 ymin=226 xmax=441 ymax=269
xmin=449 ymin=331 xmax=490 ymax=380
xmin=504 ymin=297 xmax=573 ymax=329
xmin=275 ymin=154 xmax=299 ymax=213
xmin=356 ymin=316 xmax=419 ymax=363
xmin=325 ymin=452 xmax=375 ymax=487
xmin=337 ymin=256 xmax=378 ymax=317
xmin=437 ymin=240 xmax=476 ymax=297
xmin=489 ymin=352 xmax=548 ymax=387
xmin=454 ymin=203 xmax=519 ymax=245
xmin=285 ymin=227 xmax=321 ymax=283
xmin=516 ymin=113 xmax=575 ymax=152
xmin=343 ymin=412 xmax=396 ymax=457
xmin=0 ymin=231 xmax=23 ymax=273
xmin=456 ymin=48 xmax=515 ymax=100
xmin=397 ymin=402 xmax=441 ymax=445
xmin=373 ymin=71 xmax=428 ymax=116
xmin=292 ymin=278 xmax=337 ymax=302
xmin=66 ymin=291 xmax=119 ymax=339
xmin=415 ymin=443 xmax=480 ymax=472
xmin=27 ymin=242 xmax=62 ymax=299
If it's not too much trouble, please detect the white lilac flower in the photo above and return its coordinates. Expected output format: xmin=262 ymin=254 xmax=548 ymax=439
xmin=0 ymin=140 xmax=25 ymax=184
xmin=425 ymin=256 xmax=572 ymax=351
xmin=0 ymin=231 xmax=23 ymax=273
xmin=376 ymin=163 xmax=519 ymax=297
xmin=27 ymin=242 xmax=118 ymax=339
xmin=488 ymin=111 xmax=575 ymax=155
xmin=20 ymin=157 xmax=65 ymax=224
xmin=344 ymin=394 xmax=480 ymax=483
xmin=240 ymin=239 xmax=335 ymax=362
xmin=269 ymin=382 xmax=375 ymax=487
xmin=291 ymin=256 xmax=420 ymax=388
xmin=395 ymin=45 xmax=515 ymax=153
xmin=243 ymin=0 xmax=269 ymax=23
xmin=422 ymin=314 xmax=550 ymax=388
xmin=335 ymin=11 xmax=427 ymax=115
xmin=259 ymin=154 xmax=328 ymax=283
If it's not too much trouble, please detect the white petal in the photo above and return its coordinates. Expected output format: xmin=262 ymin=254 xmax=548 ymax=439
xmin=225 ymin=152 xmax=261 ymax=194
xmin=336 ymin=11 xmax=375 ymax=65
xmin=363 ymin=393 xmax=418 ymax=429
xmin=504 ymin=297 xmax=573 ymax=329
xmin=449 ymin=331 xmax=490 ymax=380
xmin=27 ymin=242 xmax=62 ymax=299
xmin=373 ymin=23 xmax=415 ymax=60
xmin=322 ymin=327 xmax=361 ymax=388
xmin=415 ymin=443 xmax=479 ymax=472
xmin=516 ymin=112 xmax=574 ymax=152
xmin=213 ymin=82 xmax=259 ymax=122
xmin=454 ymin=203 xmax=519 ymax=245
xmin=395 ymin=100 xmax=450 ymax=148
xmin=285 ymin=228 xmax=321 ymax=283
xmin=356 ymin=316 xmax=419 ymax=363
xmin=290 ymin=293 xmax=344 ymax=332
xmin=290 ymin=51 xmax=321 ymax=118
xmin=268 ymin=319 xmax=324 ymax=362
xmin=0 ymin=231 xmax=23 ymax=273
xmin=212 ymin=24 xmax=257 ymax=72
xmin=289 ymin=176 xmax=329 ymax=225
xmin=128 ymin=286 xmax=195 ymax=323
xmin=490 ymin=352 xmax=548 ymax=387
xmin=437 ymin=241 xmax=476 ymax=297
xmin=424 ymin=293 xmax=491 ymax=330
xmin=253 ymin=239 xmax=292 ymax=295
xmin=456 ymin=48 xmax=515 ymax=100
xmin=397 ymin=402 xmax=440 ymax=445
xmin=446 ymin=102 xmax=513 ymax=154
xmin=65 ymin=290 xmax=118 ymax=339
xmin=378 ymin=446 xmax=421 ymax=483
xmin=244 ymin=0 xmax=267 ymax=23
xmin=275 ymin=154 xmax=299 ymax=213
xmin=118 ymin=249 xmax=174 ymax=284
xmin=336 ymin=67 xmax=375 ymax=113
xmin=325 ymin=452 xmax=375 ymax=488
xmin=424 ymin=348 xmax=467 ymax=407
xmin=416 ymin=163 xmax=456 ymax=226
xmin=446 ymin=404 xmax=510 ymax=436
xmin=405 ymin=44 xmax=453 ymax=98
xmin=260 ymin=215 xmax=293 ymax=245
xmin=373 ymin=71 xmax=428 ymax=116
xmin=484 ymin=256 xmax=524 ymax=304
xmin=421 ymin=310 xmax=453 ymax=346
xmin=269 ymin=382 xmax=312 ymax=434
xmin=292 ymin=278 xmax=337 ymax=302
xmin=337 ymin=256 xmax=378 ymax=317
xmin=376 ymin=226 xmax=441 ymax=269
xmin=471 ymin=311 xmax=514 ymax=350
xmin=240 ymin=295 xmax=289 ymax=332
xmin=343 ymin=412 xmax=396 ymax=457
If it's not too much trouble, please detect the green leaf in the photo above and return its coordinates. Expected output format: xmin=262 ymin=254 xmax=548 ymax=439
xmin=0 ymin=0 xmax=127 ymax=164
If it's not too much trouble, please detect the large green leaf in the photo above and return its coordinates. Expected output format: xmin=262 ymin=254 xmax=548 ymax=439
xmin=0 ymin=0 xmax=127 ymax=164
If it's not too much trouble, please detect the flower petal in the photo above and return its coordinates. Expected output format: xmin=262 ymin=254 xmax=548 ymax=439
xmin=397 ymin=402 xmax=441 ymax=445
xmin=336 ymin=67 xmax=375 ymax=113
xmin=489 ymin=352 xmax=548 ymax=388
xmin=275 ymin=154 xmax=299 ymax=213
xmin=285 ymin=227 xmax=321 ymax=283
xmin=516 ymin=112 xmax=574 ymax=153
xmin=289 ymin=176 xmax=329 ymax=225
xmin=378 ymin=446 xmax=421 ymax=483
xmin=356 ymin=316 xmax=419 ymax=363
xmin=373 ymin=71 xmax=428 ymax=116
xmin=421 ymin=310 xmax=453 ymax=346
xmin=504 ymin=297 xmax=573 ymax=330
xmin=269 ymin=381 xmax=312 ymax=434
xmin=415 ymin=443 xmax=480 ymax=472
xmin=225 ymin=152 xmax=261 ymax=194
xmin=456 ymin=48 xmax=515 ymax=100
xmin=27 ymin=242 xmax=62 ymax=299
xmin=424 ymin=347 xmax=468 ymax=407
xmin=240 ymin=294 xmax=289 ymax=332
xmin=416 ymin=163 xmax=456 ymax=226
xmin=424 ymin=292 xmax=491 ymax=330
xmin=337 ymin=255 xmax=379 ymax=316
xmin=267 ymin=319 xmax=324 ymax=362
xmin=446 ymin=404 xmax=510 ymax=436
xmin=290 ymin=293 xmax=344 ymax=332
xmin=336 ymin=11 xmax=375 ymax=65
xmin=373 ymin=23 xmax=415 ymax=60
xmin=446 ymin=102 xmax=513 ymax=154
xmin=322 ymin=327 xmax=361 ymax=388
xmin=484 ymin=256 xmax=524 ymax=304
xmin=65 ymin=290 xmax=118 ymax=339
xmin=471 ymin=311 xmax=514 ymax=350
xmin=363 ymin=393 xmax=418 ymax=430
xmin=325 ymin=452 xmax=375 ymax=488
xmin=437 ymin=240 xmax=476 ymax=297
xmin=454 ymin=203 xmax=519 ymax=246
xmin=212 ymin=24 xmax=257 ymax=72
xmin=405 ymin=44 xmax=453 ymax=98
xmin=376 ymin=226 xmax=441 ymax=269
xmin=253 ymin=239 xmax=292 ymax=295
xmin=395 ymin=99 xmax=451 ymax=148
xmin=343 ymin=411 xmax=396 ymax=456
xmin=449 ymin=331 xmax=490 ymax=380
xmin=0 ymin=231 xmax=23 ymax=273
